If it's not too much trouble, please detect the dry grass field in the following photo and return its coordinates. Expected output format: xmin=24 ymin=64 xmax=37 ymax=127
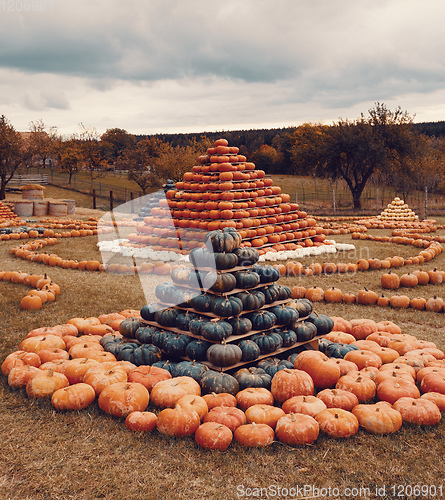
xmin=1 ymin=217 xmax=445 ymax=500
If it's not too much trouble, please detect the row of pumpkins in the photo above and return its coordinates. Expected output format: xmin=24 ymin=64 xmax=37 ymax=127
xmin=2 ymin=313 xmax=445 ymax=449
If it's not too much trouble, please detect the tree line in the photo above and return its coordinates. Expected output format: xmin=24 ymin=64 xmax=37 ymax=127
xmin=1 ymin=103 xmax=445 ymax=208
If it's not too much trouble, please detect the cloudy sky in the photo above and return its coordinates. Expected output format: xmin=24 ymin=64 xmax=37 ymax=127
xmin=1 ymin=0 xmax=445 ymax=136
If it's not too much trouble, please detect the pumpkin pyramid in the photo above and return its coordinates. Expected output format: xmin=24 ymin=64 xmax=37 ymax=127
xmin=0 ymin=201 xmax=19 ymax=223
xmin=128 ymin=139 xmax=326 ymax=255
xmin=378 ymin=197 xmax=418 ymax=221
xmin=101 ymin=227 xmax=330 ymax=384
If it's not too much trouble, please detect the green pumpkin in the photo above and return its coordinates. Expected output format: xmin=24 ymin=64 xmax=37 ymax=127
xmin=234 ymin=247 xmax=260 ymax=266
xmin=211 ymin=295 xmax=243 ymax=317
xmin=171 ymin=288 xmax=195 ymax=307
xmin=260 ymin=284 xmax=280 ymax=304
xmin=227 ymin=316 xmax=252 ymax=336
xmin=101 ymin=335 xmax=124 ymax=356
xmin=154 ymin=308 xmax=178 ymax=327
xmin=189 ymin=317 xmax=210 ymax=336
xmin=234 ymin=367 xmax=272 ymax=391
xmin=171 ymin=266 xmax=193 ymax=284
xmin=234 ymin=291 xmax=265 ymax=311
xmin=233 ymin=270 xmax=260 ymax=289
xmin=186 ymin=269 xmax=205 ymax=289
xmin=200 ymin=370 xmax=239 ymax=395
xmin=189 ymin=247 xmax=213 ymax=269
xmin=152 ymin=329 xmax=174 ymax=350
xmin=268 ymin=305 xmax=299 ymax=326
xmin=132 ymin=344 xmax=162 ymax=366
xmin=118 ymin=318 xmax=141 ymax=339
xmin=174 ymin=360 xmax=209 ymax=382
xmin=140 ymin=302 xmax=163 ymax=321
xmin=201 ymin=320 xmax=233 ymax=342
xmin=152 ymin=360 xmax=178 ymax=376
xmin=155 ymin=282 xmax=177 ymax=303
xmin=307 ymin=313 xmax=334 ymax=335
xmin=203 ymin=272 xmax=237 ymax=293
xmin=116 ymin=342 xmax=139 ymax=363
xmin=185 ymin=339 xmax=212 ymax=361
xmin=250 ymin=331 xmax=283 ymax=354
xmin=190 ymin=293 xmax=214 ymax=313
xmin=214 ymin=252 xmax=238 ymax=270
xmin=175 ymin=311 xmax=198 ymax=331
xmin=253 ymin=264 xmax=281 ymax=283
xmin=162 ymin=333 xmax=191 ymax=357
xmin=292 ymin=298 xmax=313 ymax=318
xmin=206 ymin=342 xmax=242 ymax=367
xmin=247 ymin=310 xmax=277 ymax=331
xmin=274 ymin=327 xmax=297 ymax=347
xmin=135 ymin=326 xmax=157 ymax=344
xmin=277 ymin=285 xmax=292 ymax=300
xmin=204 ymin=227 xmax=242 ymax=253
xmin=326 ymin=342 xmax=360 ymax=358
xmin=237 ymin=339 xmax=261 ymax=362
xmin=100 ymin=333 xmax=122 ymax=349
xmin=257 ymin=358 xmax=293 ymax=377
xmin=294 ymin=321 xmax=318 ymax=342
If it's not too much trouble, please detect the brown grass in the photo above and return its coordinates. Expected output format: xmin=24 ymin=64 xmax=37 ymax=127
xmin=1 ymin=219 xmax=445 ymax=499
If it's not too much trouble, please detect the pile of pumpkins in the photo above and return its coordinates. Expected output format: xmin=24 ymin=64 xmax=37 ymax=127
xmin=2 ymin=309 xmax=445 ymax=450
xmin=0 ymin=201 xmax=19 ymax=224
xmin=125 ymin=138 xmax=326 ymax=254
xmin=107 ymin=227 xmax=331 ymax=371
xmin=377 ymin=197 xmax=419 ymax=221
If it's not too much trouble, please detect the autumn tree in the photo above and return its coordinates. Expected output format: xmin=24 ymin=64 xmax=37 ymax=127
xmin=54 ymin=135 xmax=82 ymax=183
xmin=405 ymin=135 xmax=445 ymax=195
xmin=290 ymin=104 xmax=420 ymax=209
xmin=120 ymin=136 xmax=211 ymax=194
xmin=101 ymin=128 xmax=136 ymax=166
xmin=0 ymin=115 xmax=31 ymax=199
xmin=119 ymin=137 xmax=166 ymax=194
xmin=252 ymin=144 xmax=279 ymax=173
xmin=27 ymin=119 xmax=58 ymax=169
xmin=78 ymin=124 xmax=107 ymax=183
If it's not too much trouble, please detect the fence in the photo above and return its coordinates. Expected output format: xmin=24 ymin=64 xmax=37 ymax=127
xmin=286 ymin=177 xmax=445 ymax=217
xmin=28 ymin=168 xmax=445 ymax=216
xmin=45 ymin=170 xmax=146 ymax=206
xmin=7 ymin=174 xmax=50 ymax=187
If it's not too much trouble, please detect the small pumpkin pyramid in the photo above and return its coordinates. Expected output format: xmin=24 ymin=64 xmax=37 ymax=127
xmin=0 ymin=201 xmax=19 ymax=222
xmin=128 ymin=138 xmax=325 ymax=255
xmin=377 ymin=197 xmax=418 ymax=221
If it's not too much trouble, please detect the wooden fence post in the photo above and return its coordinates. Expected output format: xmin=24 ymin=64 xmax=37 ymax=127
xmin=110 ymin=190 xmax=113 ymax=211
xmin=92 ymin=189 xmax=96 ymax=210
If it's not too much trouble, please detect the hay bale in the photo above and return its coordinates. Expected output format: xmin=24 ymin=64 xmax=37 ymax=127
xmin=20 ymin=184 xmax=46 ymax=191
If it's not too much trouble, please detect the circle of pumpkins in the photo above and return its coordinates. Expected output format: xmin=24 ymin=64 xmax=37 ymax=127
xmin=3 ymin=310 xmax=445 ymax=450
